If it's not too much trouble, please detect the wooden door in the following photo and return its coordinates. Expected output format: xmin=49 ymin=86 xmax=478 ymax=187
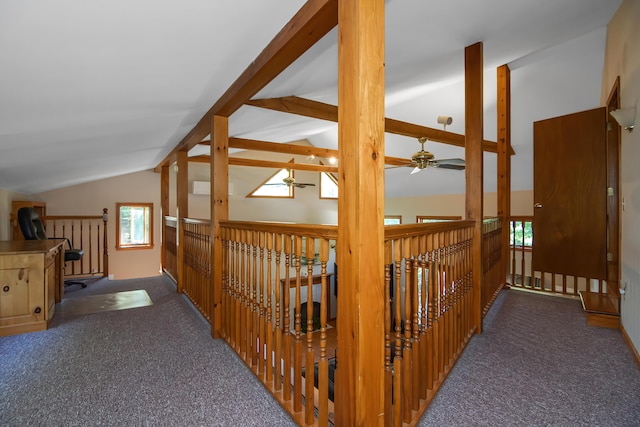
xmin=532 ymin=107 xmax=607 ymax=280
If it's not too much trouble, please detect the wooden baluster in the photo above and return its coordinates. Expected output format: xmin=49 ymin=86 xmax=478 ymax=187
xmin=250 ymin=231 xmax=258 ymax=367
xmin=233 ymin=230 xmax=240 ymax=349
xmin=283 ymin=234 xmax=292 ymax=403
xmin=265 ymin=231 xmax=273 ymax=383
xmin=383 ymin=240 xmax=393 ymax=427
xmin=305 ymin=236 xmax=315 ymax=424
xmin=454 ymin=230 xmax=463 ymax=353
xmin=437 ymin=232 xmax=445 ymax=376
xmin=392 ymin=239 xmax=402 ymax=427
xmin=426 ymin=232 xmax=436 ymax=391
xmin=79 ymin=220 xmax=84 ymax=274
xmin=258 ymin=231 xmax=266 ymax=376
xmin=317 ymin=238 xmax=330 ymax=427
xmin=274 ymin=233 xmax=283 ymax=391
xmin=446 ymin=231 xmax=454 ymax=363
xmin=88 ymin=221 xmax=94 ymax=275
xmin=418 ymin=233 xmax=428 ymax=400
xmin=410 ymin=236 xmax=420 ymax=412
xmin=293 ymin=235 xmax=303 ymax=413
xmin=238 ymin=229 xmax=246 ymax=355
xmin=510 ymin=220 xmax=516 ymax=286
xmin=402 ymin=236 xmax=413 ymax=423
xmin=222 ymin=230 xmax=229 ymax=340
xmin=102 ymin=208 xmax=109 ymax=278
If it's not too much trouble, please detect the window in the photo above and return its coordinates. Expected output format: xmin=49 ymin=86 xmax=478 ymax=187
xmin=510 ymin=220 xmax=533 ymax=247
xmin=116 ymin=203 xmax=153 ymax=250
xmin=248 ymin=161 xmax=294 ymax=198
xmin=320 ymin=172 xmax=338 ymax=199
xmin=416 ymin=215 xmax=462 ymax=223
xmin=384 ymin=215 xmax=402 ymax=225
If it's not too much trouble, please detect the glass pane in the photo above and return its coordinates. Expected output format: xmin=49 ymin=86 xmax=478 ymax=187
xmin=320 ymin=172 xmax=338 ymax=198
xmin=252 ymin=169 xmax=292 ymax=197
xmin=119 ymin=205 xmax=150 ymax=245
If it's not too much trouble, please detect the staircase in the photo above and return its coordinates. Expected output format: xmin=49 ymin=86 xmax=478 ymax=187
xmin=578 ymin=291 xmax=620 ymax=328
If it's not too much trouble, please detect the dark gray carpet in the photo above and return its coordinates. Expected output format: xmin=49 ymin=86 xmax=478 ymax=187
xmin=419 ymin=289 xmax=640 ymax=427
xmin=3 ymin=278 xmax=638 ymax=426
xmin=0 ymin=276 xmax=296 ymax=427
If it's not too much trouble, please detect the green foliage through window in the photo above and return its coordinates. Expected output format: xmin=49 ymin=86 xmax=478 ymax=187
xmin=510 ymin=220 xmax=533 ymax=247
xmin=117 ymin=203 xmax=153 ymax=249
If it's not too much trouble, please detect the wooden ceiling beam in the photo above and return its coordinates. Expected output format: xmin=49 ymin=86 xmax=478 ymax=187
xmin=154 ymin=0 xmax=338 ymax=171
xmin=229 ymin=158 xmax=338 ymax=172
xmin=197 ymin=137 xmax=412 ymax=166
xmin=246 ymin=96 xmax=515 ymax=155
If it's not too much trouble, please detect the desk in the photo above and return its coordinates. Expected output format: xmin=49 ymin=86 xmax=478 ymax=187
xmin=281 ymin=273 xmax=333 ymax=321
xmin=0 ymin=239 xmax=65 ymax=336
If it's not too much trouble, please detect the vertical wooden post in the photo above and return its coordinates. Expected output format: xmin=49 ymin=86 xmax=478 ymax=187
xmin=336 ymin=0 xmax=385 ymax=425
xmin=212 ymin=115 xmax=229 ymax=339
xmin=497 ymin=65 xmax=511 ymax=288
xmin=176 ymin=150 xmax=189 ymax=294
xmin=465 ymin=42 xmax=484 ymax=333
xmin=161 ymin=165 xmax=170 ymax=275
xmin=177 ymin=150 xmax=189 ymax=220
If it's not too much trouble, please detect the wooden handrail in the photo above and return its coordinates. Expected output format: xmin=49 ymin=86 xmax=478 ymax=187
xmin=384 ymin=220 xmax=474 ymax=240
xmin=220 ymin=220 xmax=338 ymax=239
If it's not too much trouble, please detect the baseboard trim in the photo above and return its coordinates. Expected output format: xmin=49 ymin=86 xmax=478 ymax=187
xmin=620 ymin=324 xmax=640 ymax=368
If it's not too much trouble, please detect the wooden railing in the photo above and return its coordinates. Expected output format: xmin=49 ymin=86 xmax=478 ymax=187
xmin=508 ymin=216 xmax=606 ymax=295
xmin=42 ymin=209 xmax=109 ymax=278
xmin=216 ymin=220 xmax=481 ymax=426
xmin=220 ymin=221 xmax=337 ymax=426
xmin=384 ymin=221 xmax=475 ymax=425
xmin=482 ymin=218 xmax=505 ymax=315
xmin=180 ymin=218 xmax=212 ymax=322
xmin=163 ymin=216 xmax=178 ymax=282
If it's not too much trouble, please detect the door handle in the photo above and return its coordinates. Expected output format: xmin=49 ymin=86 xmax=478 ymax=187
xmin=534 ymin=203 xmax=543 ymax=209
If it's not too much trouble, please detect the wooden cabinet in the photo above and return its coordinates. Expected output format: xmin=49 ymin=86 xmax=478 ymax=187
xmin=0 ymin=240 xmax=64 ymax=336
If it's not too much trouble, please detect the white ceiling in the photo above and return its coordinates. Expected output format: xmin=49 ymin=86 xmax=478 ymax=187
xmin=0 ymin=0 xmax=622 ymax=197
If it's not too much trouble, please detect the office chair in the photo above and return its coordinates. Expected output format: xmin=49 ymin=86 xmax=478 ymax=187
xmin=17 ymin=207 xmax=86 ymax=288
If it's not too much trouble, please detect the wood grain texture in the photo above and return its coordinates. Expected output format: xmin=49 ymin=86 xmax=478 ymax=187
xmin=212 ymin=115 xmax=229 ymax=338
xmin=532 ymin=107 xmax=607 ymax=279
xmin=336 ymin=0 xmax=385 ymax=424
xmin=465 ymin=42 xmax=484 ymax=333
xmin=497 ymin=65 xmax=511 ymax=292
xmin=246 ymin=96 xmax=510 ymax=154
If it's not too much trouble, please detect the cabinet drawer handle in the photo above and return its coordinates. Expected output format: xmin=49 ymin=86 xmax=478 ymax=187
xmin=2 ymin=285 xmax=9 ymax=292
xmin=34 ymin=307 xmax=41 ymax=314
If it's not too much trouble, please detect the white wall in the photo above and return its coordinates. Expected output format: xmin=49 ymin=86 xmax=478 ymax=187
xmin=36 ymin=171 xmax=162 ymax=280
xmin=601 ymin=0 xmax=640 ymax=353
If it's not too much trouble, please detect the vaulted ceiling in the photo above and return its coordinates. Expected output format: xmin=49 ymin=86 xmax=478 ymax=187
xmin=0 ymin=0 xmax=622 ymax=196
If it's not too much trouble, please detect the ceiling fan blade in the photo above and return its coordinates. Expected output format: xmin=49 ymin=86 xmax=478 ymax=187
xmin=431 ymin=158 xmax=465 ymax=170
xmin=435 ymin=164 xmax=465 ymax=170
xmin=433 ymin=158 xmax=465 ymax=165
xmin=294 ymin=183 xmax=316 ymax=188
xmin=410 ymin=166 xmax=423 ymax=175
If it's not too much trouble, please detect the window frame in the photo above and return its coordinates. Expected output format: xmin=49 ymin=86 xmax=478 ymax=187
xmin=247 ymin=160 xmax=295 ymax=198
xmin=319 ymin=171 xmax=339 ymax=199
xmin=416 ymin=215 xmax=462 ymax=223
xmin=116 ymin=202 xmax=154 ymax=250
xmin=384 ymin=215 xmax=402 ymax=225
